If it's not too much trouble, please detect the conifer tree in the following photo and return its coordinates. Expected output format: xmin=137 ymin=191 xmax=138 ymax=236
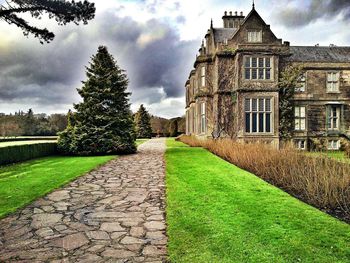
xmin=134 ymin=104 xmax=152 ymax=138
xmin=58 ymin=46 xmax=136 ymax=155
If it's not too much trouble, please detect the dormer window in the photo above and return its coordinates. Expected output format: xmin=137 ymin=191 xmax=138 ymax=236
xmin=248 ymin=31 xmax=262 ymax=43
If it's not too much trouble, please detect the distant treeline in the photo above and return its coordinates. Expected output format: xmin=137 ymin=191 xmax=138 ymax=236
xmin=0 ymin=109 xmax=185 ymax=137
xmin=0 ymin=109 xmax=67 ymax=137
xmin=151 ymin=116 xmax=185 ymax=137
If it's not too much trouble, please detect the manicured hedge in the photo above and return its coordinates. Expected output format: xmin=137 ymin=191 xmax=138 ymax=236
xmin=0 ymin=143 xmax=57 ymax=166
xmin=0 ymin=137 xmax=57 ymax=143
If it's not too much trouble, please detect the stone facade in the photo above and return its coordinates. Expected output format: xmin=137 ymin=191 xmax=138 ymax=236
xmin=185 ymin=6 xmax=350 ymax=150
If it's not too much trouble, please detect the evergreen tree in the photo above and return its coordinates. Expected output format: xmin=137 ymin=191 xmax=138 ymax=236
xmin=134 ymin=104 xmax=152 ymax=138
xmin=58 ymin=46 xmax=136 ymax=155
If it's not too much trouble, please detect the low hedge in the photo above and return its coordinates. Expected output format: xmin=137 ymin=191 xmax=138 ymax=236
xmin=0 ymin=137 xmax=58 ymax=143
xmin=0 ymin=143 xmax=57 ymax=166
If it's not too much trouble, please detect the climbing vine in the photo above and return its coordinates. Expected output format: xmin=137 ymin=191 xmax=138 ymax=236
xmin=278 ymin=64 xmax=303 ymax=141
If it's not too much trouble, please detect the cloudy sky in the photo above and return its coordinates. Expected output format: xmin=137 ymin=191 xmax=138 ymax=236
xmin=1 ymin=0 xmax=350 ymax=118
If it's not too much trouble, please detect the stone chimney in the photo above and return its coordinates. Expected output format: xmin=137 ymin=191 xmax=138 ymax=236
xmin=222 ymin=10 xmax=245 ymax=29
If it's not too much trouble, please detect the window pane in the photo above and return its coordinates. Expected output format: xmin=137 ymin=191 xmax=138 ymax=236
xmin=259 ymin=113 xmax=264 ymax=132
xmin=245 ymin=113 xmax=251 ymax=132
xmin=295 ymin=119 xmax=300 ymax=130
xmin=258 ymin=99 xmax=264 ymax=112
xmin=300 ymin=119 xmax=306 ymax=130
xmin=266 ymin=69 xmax=271 ymax=79
xmin=252 ymin=57 xmax=257 ymax=67
xmin=259 ymin=69 xmax=264 ymax=79
xmin=252 ymin=113 xmax=257 ymax=132
xmin=245 ymin=99 xmax=251 ymax=112
xmin=295 ymin=107 xmax=300 ymax=117
xmin=252 ymin=99 xmax=257 ymax=111
xmin=245 ymin=57 xmax=251 ymax=67
xmin=259 ymin=58 xmax=264 ymax=67
xmin=265 ymin=99 xmax=271 ymax=111
xmin=245 ymin=68 xmax=250 ymax=79
xmin=327 ymin=73 xmax=332 ymax=81
xmin=252 ymin=69 xmax=257 ymax=79
xmin=300 ymin=107 xmax=305 ymax=117
xmin=265 ymin=58 xmax=271 ymax=67
xmin=266 ymin=113 xmax=271 ymax=132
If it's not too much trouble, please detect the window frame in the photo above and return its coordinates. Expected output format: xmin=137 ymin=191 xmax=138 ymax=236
xmin=244 ymin=56 xmax=272 ymax=81
xmin=326 ymin=72 xmax=340 ymax=93
xmin=201 ymin=66 xmax=206 ymax=88
xmin=295 ymin=139 xmax=306 ymax=150
xmin=200 ymin=102 xmax=206 ymax=134
xmin=244 ymin=97 xmax=273 ymax=134
xmin=327 ymin=105 xmax=340 ymax=131
xmin=294 ymin=106 xmax=306 ymax=131
xmin=248 ymin=31 xmax=262 ymax=43
xmin=328 ymin=140 xmax=340 ymax=150
xmin=295 ymin=72 xmax=307 ymax=92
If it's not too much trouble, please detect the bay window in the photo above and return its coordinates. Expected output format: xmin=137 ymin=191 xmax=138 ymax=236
xmin=245 ymin=98 xmax=272 ymax=133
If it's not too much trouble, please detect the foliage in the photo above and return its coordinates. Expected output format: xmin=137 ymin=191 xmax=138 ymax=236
xmin=168 ymin=119 xmax=178 ymax=137
xmin=134 ymin=104 xmax=152 ymax=138
xmin=310 ymin=138 xmax=328 ymax=151
xmin=0 ymin=155 xmax=114 ymax=218
xmin=166 ymin=139 xmax=350 ymax=262
xmin=278 ymin=65 xmax=303 ymax=140
xmin=0 ymin=109 xmax=67 ymax=137
xmin=341 ymin=138 xmax=350 ymax=157
xmin=58 ymin=46 xmax=136 ymax=155
xmin=179 ymin=136 xmax=350 ymax=222
xmin=0 ymin=142 xmax=57 ymax=165
xmin=0 ymin=0 xmax=95 ymax=43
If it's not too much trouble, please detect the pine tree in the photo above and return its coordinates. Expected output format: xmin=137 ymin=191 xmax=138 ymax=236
xmin=134 ymin=104 xmax=152 ymax=139
xmin=58 ymin=46 xmax=136 ymax=155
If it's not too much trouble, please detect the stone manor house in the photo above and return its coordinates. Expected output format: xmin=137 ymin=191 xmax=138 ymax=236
xmin=185 ymin=5 xmax=350 ymax=150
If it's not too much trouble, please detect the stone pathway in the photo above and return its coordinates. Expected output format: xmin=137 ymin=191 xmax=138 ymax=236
xmin=0 ymin=138 xmax=167 ymax=262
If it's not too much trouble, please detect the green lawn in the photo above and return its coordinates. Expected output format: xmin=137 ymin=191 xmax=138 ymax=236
xmin=0 ymin=155 xmax=115 ymax=218
xmin=307 ymin=151 xmax=350 ymax=163
xmin=166 ymin=139 xmax=350 ymax=263
xmin=0 ymin=140 xmax=57 ymax=148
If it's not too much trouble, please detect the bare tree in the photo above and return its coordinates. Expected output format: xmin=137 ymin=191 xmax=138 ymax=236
xmin=0 ymin=0 xmax=95 ymax=43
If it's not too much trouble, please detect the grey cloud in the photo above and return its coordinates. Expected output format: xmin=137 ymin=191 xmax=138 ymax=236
xmin=0 ymin=11 xmax=198 ymax=116
xmin=276 ymin=0 xmax=350 ymax=27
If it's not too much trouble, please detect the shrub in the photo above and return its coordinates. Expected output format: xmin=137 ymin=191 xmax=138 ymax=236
xmin=179 ymin=135 xmax=350 ymax=221
xmin=0 ymin=143 xmax=57 ymax=166
xmin=341 ymin=138 xmax=350 ymax=158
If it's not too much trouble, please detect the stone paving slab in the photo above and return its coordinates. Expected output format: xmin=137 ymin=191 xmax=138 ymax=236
xmin=0 ymin=138 xmax=167 ymax=262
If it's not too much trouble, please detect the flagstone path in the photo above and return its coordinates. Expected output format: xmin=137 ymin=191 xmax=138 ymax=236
xmin=0 ymin=138 xmax=167 ymax=262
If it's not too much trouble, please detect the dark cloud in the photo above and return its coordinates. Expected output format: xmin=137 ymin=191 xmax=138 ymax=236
xmin=0 ymin=11 xmax=198 ymax=115
xmin=276 ymin=0 xmax=350 ymax=27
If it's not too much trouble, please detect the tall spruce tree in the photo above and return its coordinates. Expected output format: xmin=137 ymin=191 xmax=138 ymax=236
xmin=134 ymin=104 xmax=152 ymax=138
xmin=58 ymin=46 xmax=136 ymax=155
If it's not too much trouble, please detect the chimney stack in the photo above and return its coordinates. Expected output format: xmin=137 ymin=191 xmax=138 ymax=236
xmin=235 ymin=11 xmax=238 ymax=16
xmin=240 ymin=11 xmax=243 ymax=16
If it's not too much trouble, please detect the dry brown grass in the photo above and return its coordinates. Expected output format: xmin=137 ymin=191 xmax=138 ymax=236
xmin=178 ymin=135 xmax=350 ymax=221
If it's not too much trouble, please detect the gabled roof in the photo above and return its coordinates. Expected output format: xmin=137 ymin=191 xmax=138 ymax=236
xmin=286 ymin=46 xmax=350 ymax=62
xmin=229 ymin=6 xmax=278 ymax=41
xmin=213 ymin=28 xmax=236 ymax=43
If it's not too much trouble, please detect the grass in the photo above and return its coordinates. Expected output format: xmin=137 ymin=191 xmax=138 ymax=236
xmin=166 ymin=139 xmax=350 ymax=263
xmin=179 ymin=136 xmax=350 ymax=222
xmin=0 ymin=155 xmax=115 ymax=218
xmin=307 ymin=151 xmax=350 ymax=163
xmin=0 ymin=140 xmax=56 ymax=148
xmin=136 ymin=139 xmax=149 ymax=146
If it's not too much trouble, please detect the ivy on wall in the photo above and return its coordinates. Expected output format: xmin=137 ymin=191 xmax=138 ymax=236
xmin=278 ymin=64 xmax=303 ymax=140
